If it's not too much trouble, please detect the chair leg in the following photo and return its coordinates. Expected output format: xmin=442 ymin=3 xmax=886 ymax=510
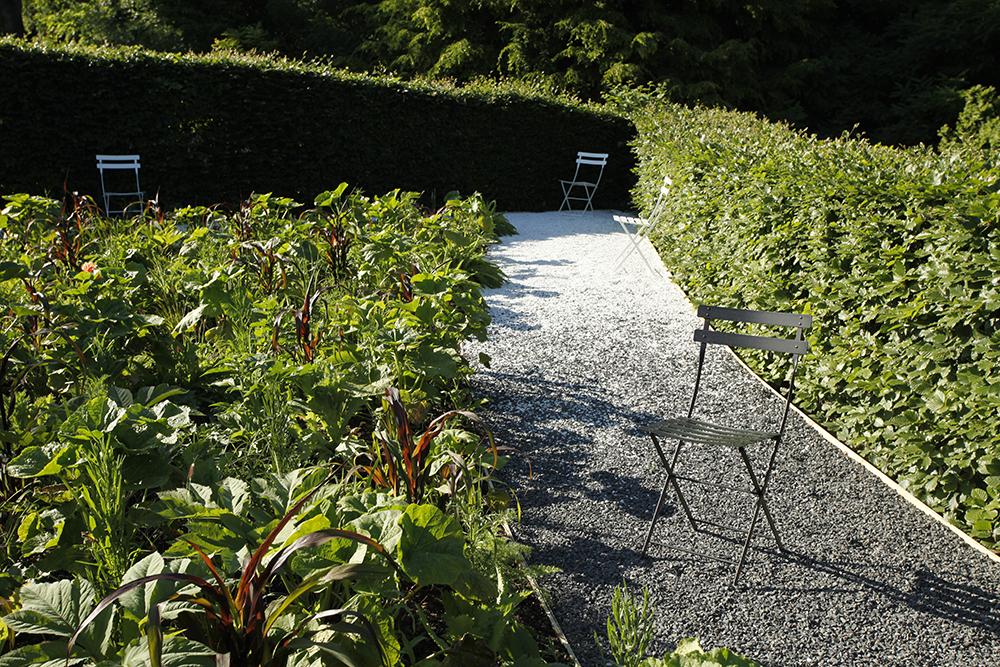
xmin=584 ymin=185 xmax=595 ymax=211
xmin=732 ymin=494 xmax=766 ymax=586
xmin=737 ymin=446 xmax=785 ymax=551
xmin=659 ymin=448 xmax=698 ymax=530
xmin=612 ymin=221 xmax=641 ymax=267
xmin=612 ymin=238 xmax=639 ymax=270
xmin=643 ymin=435 xmax=699 ymax=556
xmin=731 ymin=443 xmax=785 ymax=585
xmin=559 ymin=182 xmax=571 ymax=211
xmin=633 ymin=242 xmax=659 ymax=277
xmin=612 ymin=225 xmax=659 ymax=276
xmin=642 ymin=477 xmax=671 ymax=554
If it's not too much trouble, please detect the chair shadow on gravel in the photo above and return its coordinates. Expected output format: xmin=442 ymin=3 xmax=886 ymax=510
xmin=773 ymin=550 xmax=1000 ymax=635
xmin=477 ymin=370 xmax=659 ymax=427
xmin=488 ymin=304 xmax=543 ymax=332
xmin=526 ymin=524 xmax=655 ymax=583
xmin=475 ymin=370 xmax=663 ymax=520
xmin=485 ymin=276 xmax=562 ymax=331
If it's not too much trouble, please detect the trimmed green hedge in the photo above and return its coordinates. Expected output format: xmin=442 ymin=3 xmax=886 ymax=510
xmin=630 ymin=103 xmax=1000 ymax=550
xmin=0 ymin=40 xmax=634 ymax=210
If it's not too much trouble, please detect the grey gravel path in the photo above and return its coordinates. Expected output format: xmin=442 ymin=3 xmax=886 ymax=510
xmin=465 ymin=211 xmax=1000 ymax=667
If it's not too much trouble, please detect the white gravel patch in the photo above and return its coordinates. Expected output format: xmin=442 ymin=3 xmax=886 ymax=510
xmin=465 ymin=210 xmax=1000 ymax=667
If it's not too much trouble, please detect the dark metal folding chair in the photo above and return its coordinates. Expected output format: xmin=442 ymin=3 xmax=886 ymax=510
xmin=640 ymin=305 xmax=812 ymax=585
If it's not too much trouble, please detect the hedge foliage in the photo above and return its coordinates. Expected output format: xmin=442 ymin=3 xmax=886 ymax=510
xmin=629 ymin=102 xmax=1000 ymax=550
xmin=0 ymin=39 xmax=634 ymax=210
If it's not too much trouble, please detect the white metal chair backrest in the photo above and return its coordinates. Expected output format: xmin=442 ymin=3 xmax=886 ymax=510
xmin=643 ymin=174 xmax=673 ymax=229
xmin=96 ymin=154 xmax=143 ymax=215
xmin=572 ymin=151 xmax=609 ymax=185
xmin=576 ymin=151 xmax=609 ymax=166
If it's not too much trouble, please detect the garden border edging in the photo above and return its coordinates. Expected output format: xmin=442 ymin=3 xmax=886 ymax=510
xmin=502 ymin=521 xmax=584 ymax=667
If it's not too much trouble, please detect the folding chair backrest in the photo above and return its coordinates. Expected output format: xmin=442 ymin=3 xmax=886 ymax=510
xmin=96 ymin=154 xmax=143 ymax=215
xmin=96 ymin=154 xmax=141 ymax=170
xmin=694 ymin=306 xmax=811 ymax=355
xmin=643 ymin=175 xmax=673 ymax=227
xmin=687 ymin=305 xmax=812 ymax=438
xmin=576 ymin=151 xmax=609 ymax=166
xmin=573 ymin=151 xmax=608 ymax=186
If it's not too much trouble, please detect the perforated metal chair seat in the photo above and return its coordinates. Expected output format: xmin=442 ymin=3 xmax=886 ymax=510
xmin=641 ymin=416 xmax=777 ymax=448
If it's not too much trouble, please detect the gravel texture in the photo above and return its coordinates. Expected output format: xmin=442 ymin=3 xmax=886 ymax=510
xmin=464 ymin=211 xmax=1000 ymax=667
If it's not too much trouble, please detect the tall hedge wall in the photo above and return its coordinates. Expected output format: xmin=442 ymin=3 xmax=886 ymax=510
xmin=0 ymin=41 xmax=634 ymax=210
xmin=630 ymin=103 xmax=1000 ymax=550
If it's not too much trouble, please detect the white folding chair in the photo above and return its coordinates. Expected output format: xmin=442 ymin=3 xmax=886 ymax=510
xmin=559 ymin=151 xmax=609 ymax=211
xmin=612 ymin=175 xmax=672 ymax=275
xmin=96 ymin=154 xmax=144 ymax=216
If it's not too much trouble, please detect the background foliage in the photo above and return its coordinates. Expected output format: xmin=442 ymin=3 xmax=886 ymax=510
xmin=0 ymin=39 xmax=634 ymax=211
xmin=14 ymin=0 xmax=1000 ymax=145
xmin=627 ymin=96 xmax=1000 ymax=550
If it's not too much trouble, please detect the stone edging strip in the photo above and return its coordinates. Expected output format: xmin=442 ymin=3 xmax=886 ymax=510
xmin=721 ymin=341 xmax=1000 ymax=565
xmin=502 ymin=521 xmax=584 ymax=667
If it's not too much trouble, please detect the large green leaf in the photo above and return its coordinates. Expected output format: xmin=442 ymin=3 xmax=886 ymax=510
xmin=641 ymin=637 xmax=759 ymax=666
xmin=16 ymin=508 xmax=66 ymax=556
xmin=4 ymin=579 xmax=113 ymax=658
xmin=0 ymin=640 xmax=86 ymax=667
xmin=171 ymin=304 xmax=206 ymax=336
xmin=121 ymin=635 xmax=216 ymax=667
xmin=7 ymin=444 xmax=72 ymax=478
xmin=117 ymin=552 xmax=195 ymax=625
xmin=351 ymin=508 xmax=403 ymax=553
xmin=397 ymin=504 xmax=464 ymax=586
xmin=253 ymin=467 xmax=332 ymax=518
xmin=0 ymin=261 xmax=29 ymax=281
xmin=121 ymin=449 xmax=173 ymax=490
xmin=397 ymin=504 xmax=491 ymax=599
xmin=216 ymin=477 xmax=251 ymax=515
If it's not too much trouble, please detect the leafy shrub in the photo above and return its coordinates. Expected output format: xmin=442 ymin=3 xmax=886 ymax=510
xmin=630 ymin=102 xmax=1000 ymax=550
xmin=0 ymin=39 xmax=634 ymax=211
xmin=940 ymin=85 xmax=1000 ymax=152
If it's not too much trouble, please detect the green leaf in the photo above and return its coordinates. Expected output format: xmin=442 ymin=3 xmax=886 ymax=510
xmin=217 ymin=477 xmax=251 ymax=515
xmin=172 ymin=304 xmax=206 ymax=336
xmin=397 ymin=504 xmax=491 ymax=599
xmin=397 ymin=504 xmax=464 ymax=585
xmin=5 ymin=579 xmax=113 ymax=658
xmin=0 ymin=261 xmax=29 ymax=281
xmin=0 ymin=641 xmax=86 ymax=667
xmin=413 ymin=346 xmax=459 ymax=379
xmin=121 ymin=636 xmax=216 ymax=667
xmin=117 ymin=552 xmax=194 ymax=622
xmin=107 ymin=386 xmax=134 ymax=408
xmin=17 ymin=508 xmax=66 ymax=556
xmin=351 ymin=509 xmax=403 ymax=554
xmin=7 ymin=445 xmax=71 ymax=478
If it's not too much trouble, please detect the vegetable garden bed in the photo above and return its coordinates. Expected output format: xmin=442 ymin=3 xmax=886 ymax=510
xmin=0 ymin=187 xmax=559 ymax=665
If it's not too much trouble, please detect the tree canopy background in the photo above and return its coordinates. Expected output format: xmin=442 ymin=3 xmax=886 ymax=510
xmin=10 ymin=0 xmax=1000 ymax=144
